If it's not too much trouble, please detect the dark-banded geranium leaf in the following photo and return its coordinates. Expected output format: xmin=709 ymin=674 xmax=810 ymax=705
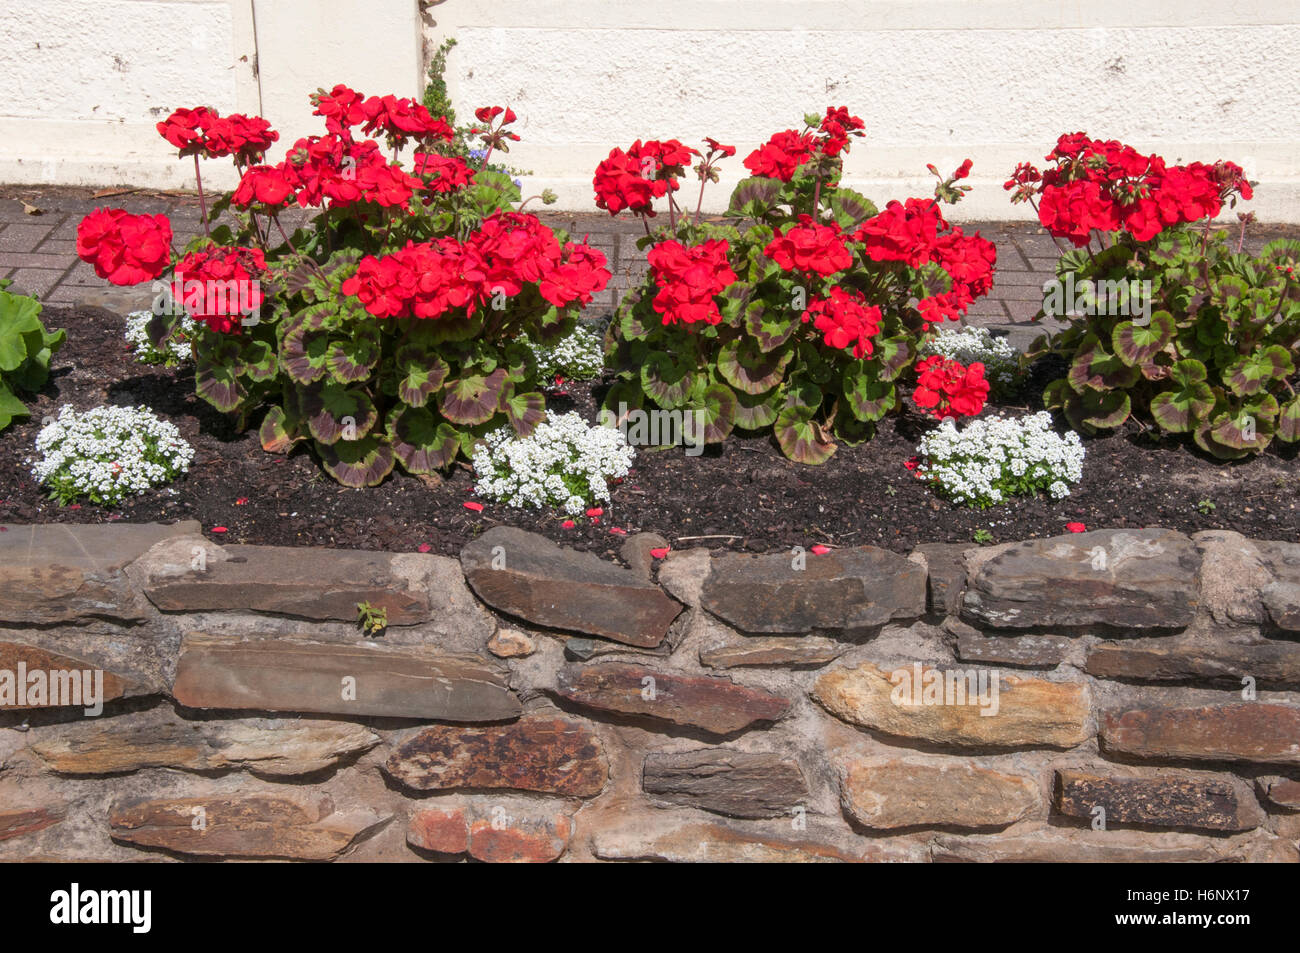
xmin=1063 ymin=388 xmax=1130 ymax=433
xmin=1112 ymin=309 xmax=1174 ymax=366
xmin=641 ymin=351 xmax=695 ymax=408
xmin=301 ymin=381 xmax=378 ymax=445
xmin=393 ymin=347 xmax=449 ymax=407
xmin=783 ymin=378 xmax=823 ymax=413
xmin=195 ymin=345 xmax=246 ymax=413
xmin=316 ymin=437 xmax=394 ymax=487
xmin=833 ymin=406 xmax=875 ymax=446
xmin=728 ymin=176 xmax=783 ymax=218
xmin=1226 ymin=344 xmax=1294 ymax=398
xmin=743 ymin=300 xmax=796 ymax=352
xmin=774 ymin=405 xmax=836 ymax=464
xmin=439 ymin=367 xmax=507 ymax=425
xmin=718 ymin=282 xmax=753 ymax=328
xmin=501 ymin=339 xmax=536 ymax=384
xmin=388 ymin=406 xmax=459 ymax=475
xmin=914 ymin=262 xmax=953 ymax=299
xmin=600 ymin=378 xmax=644 ymax=429
xmin=1150 ymin=376 xmax=1215 ymax=433
xmin=732 ymin=388 xmax=782 ymax=430
xmin=1277 ymin=396 xmax=1300 ymax=443
xmin=1139 ymin=361 xmax=1171 ymax=382
xmin=717 ymin=336 xmax=790 ymax=395
xmin=1210 ymin=398 xmax=1277 ymax=453
xmin=682 ymin=382 xmax=737 ymax=444
xmin=829 ymin=188 xmax=877 ymax=230
xmin=842 ymin=367 xmax=897 ymax=422
xmin=503 ymin=388 xmax=546 ymax=437
xmin=236 ymin=338 xmax=277 ymax=382
xmin=876 ymin=335 xmax=914 ymax=382
xmin=1067 ymin=333 xmax=1139 ymax=393
xmin=281 ymin=322 xmax=331 ymax=384
xmin=258 ymin=404 xmax=303 ymax=453
xmin=145 ymin=310 xmax=183 ymax=350
xmin=327 ymin=331 xmax=381 ymax=384
xmin=617 ymin=292 xmax=651 ymax=341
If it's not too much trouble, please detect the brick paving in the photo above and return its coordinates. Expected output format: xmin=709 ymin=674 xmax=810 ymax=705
xmin=1 ymin=185 xmax=1292 ymax=353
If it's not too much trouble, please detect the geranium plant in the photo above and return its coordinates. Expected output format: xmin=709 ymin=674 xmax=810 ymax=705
xmin=595 ymin=108 xmax=996 ymax=463
xmin=76 ymin=92 xmax=610 ymax=485
xmin=1008 ymin=133 xmax=1300 ymax=458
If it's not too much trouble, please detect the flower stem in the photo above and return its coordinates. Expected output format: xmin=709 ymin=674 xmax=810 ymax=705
xmin=193 ymin=154 xmax=211 ymax=239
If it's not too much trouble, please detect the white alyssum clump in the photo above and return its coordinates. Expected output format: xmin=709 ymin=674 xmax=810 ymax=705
xmin=528 ymin=324 xmax=605 ymax=382
xmin=471 ymin=411 xmax=634 ymax=514
xmin=31 ymin=404 xmax=195 ymax=506
xmin=915 ymin=411 xmax=1084 ymax=508
xmin=124 ymin=309 xmax=201 ymax=366
xmin=922 ymin=325 xmax=1023 ymax=395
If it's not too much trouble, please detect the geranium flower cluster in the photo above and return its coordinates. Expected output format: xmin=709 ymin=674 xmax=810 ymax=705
xmin=645 ymin=238 xmax=737 ymax=325
xmin=470 ymin=411 xmax=635 ymax=514
xmin=742 ymin=106 xmax=866 ymax=180
xmin=312 ymin=84 xmax=453 ymax=147
xmin=342 ymin=212 xmax=610 ymax=319
xmin=593 ymin=139 xmax=698 ymax=216
xmin=764 ymin=216 xmax=853 ymax=276
xmin=76 ymin=209 xmax=173 ymax=286
xmin=156 ymin=106 xmax=279 ymax=163
xmin=31 ymin=404 xmax=195 ymax=507
xmin=801 ymin=287 xmax=882 ymax=359
xmin=914 ymin=411 xmax=1085 ymax=507
xmin=169 ymin=246 xmax=267 ymax=333
xmin=913 ymin=355 xmax=990 ymax=420
xmin=1005 ymin=132 xmax=1253 ymax=245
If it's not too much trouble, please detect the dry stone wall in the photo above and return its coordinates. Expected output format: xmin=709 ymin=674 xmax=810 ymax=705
xmin=1 ymin=521 xmax=1298 ymax=862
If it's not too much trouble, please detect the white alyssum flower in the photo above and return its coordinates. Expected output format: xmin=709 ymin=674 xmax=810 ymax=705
xmin=527 ymin=323 xmax=605 ymax=382
xmin=915 ymin=411 xmax=1084 ymax=508
xmin=124 ymin=310 xmax=201 ymax=366
xmin=922 ymin=325 xmax=1023 ymax=395
xmin=471 ymin=411 xmax=634 ymax=515
xmin=31 ymin=404 xmax=195 ymax=506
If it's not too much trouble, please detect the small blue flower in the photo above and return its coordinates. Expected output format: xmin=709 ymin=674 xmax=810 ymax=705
xmin=468 ymin=149 xmax=487 ymax=162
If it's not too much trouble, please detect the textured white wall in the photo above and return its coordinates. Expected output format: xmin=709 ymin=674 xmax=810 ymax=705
xmin=428 ymin=0 xmax=1300 ymax=220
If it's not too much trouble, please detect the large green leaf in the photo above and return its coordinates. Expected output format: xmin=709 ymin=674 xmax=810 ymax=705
xmin=1067 ymin=333 xmax=1140 ymax=393
xmin=439 ymin=367 xmax=508 ymax=425
xmin=743 ymin=300 xmax=796 ymax=353
xmin=502 ymin=386 xmax=546 ymax=437
xmin=316 ymin=437 xmax=395 ymax=487
xmin=393 ymin=347 xmax=449 ymax=407
xmin=641 ymin=351 xmax=695 ymax=409
xmin=717 ymin=337 xmax=790 ymax=395
xmin=0 ymin=289 xmax=44 ymax=372
xmin=1150 ymin=359 xmax=1215 ymax=433
xmin=301 ymin=381 xmax=378 ymax=445
xmin=682 ymin=381 xmax=737 ymax=444
xmin=1225 ymin=344 xmax=1294 ymax=398
xmin=388 ymin=406 xmax=459 ymax=474
xmin=774 ymin=405 xmax=836 ymax=464
xmin=731 ymin=387 xmax=782 ymax=430
xmin=728 ymin=177 xmax=783 ymax=218
xmin=1112 ymin=310 xmax=1174 ymax=366
xmin=842 ymin=367 xmax=897 ymax=423
xmin=0 ymin=381 xmax=29 ymax=431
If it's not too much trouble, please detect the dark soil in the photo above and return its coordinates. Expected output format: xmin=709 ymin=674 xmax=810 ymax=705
xmin=2 ymin=304 xmax=1298 ymax=560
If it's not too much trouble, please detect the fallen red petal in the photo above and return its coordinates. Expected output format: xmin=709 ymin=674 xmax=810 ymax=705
xmin=211 ymin=526 xmax=228 ymax=534
xmin=585 ymin=507 xmax=603 ymax=517
xmin=464 ymin=501 xmax=484 ymax=512
xmin=416 ymin=543 xmax=432 ymax=553
xmin=609 ymin=527 xmax=627 ymax=536
xmin=561 ymin=519 xmax=576 ymax=529
xmin=649 ymin=547 xmax=670 ymax=559
xmin=810 ymin=544 xmax=831 ymax=555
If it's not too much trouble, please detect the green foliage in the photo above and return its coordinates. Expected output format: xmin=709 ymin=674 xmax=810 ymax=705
xmin=422 ymin=37 xmax=458 ymax=131
xmin=1037 ymin=232 xmax=1300 ymax=458
xmin=357 ymin=600 xmax=388 ymax=636
xmin=0 ymin=280 xmax=64 ymax=431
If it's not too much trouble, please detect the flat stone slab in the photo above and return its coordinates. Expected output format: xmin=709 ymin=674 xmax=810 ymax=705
xmin=931 ymin=831 xmax=1226 ymax=863
xmin=813 ymin=661 xmax=1091 ymax=748
xmin=947 ymin=618 xmax=1069 ymax=669
xmin=0 ymin=521 xmax=198 ymax=624
xmin=140 ymin=542 xmax=434 ymax=624
xmin=0 ymin=641 xmax=140 ymax=709
xmin=840 ymin=758 xmax=1040 ymax=831
xmin=1054 ymin=768 xmax=1262 ymax=832
xmin=912 ymin=543 xmax=970 ymax=617
xmin=553 ymin=663 xmax=790 ymax=736
xmin=460 ymin=527 xmax=683 ymax=647
xmin=1086 ymin=637 xmax=1300 ymax=689
xmin=962 ymin=529 xmax=1200 ymax=630
xmin=1256 ymin=776 xmax=1300 ymax=811
xmin=0 ymin=805 xmax=65 ymax=842
xmin=700 ymin=546 xmax=926 ymax=634
xmin=699 ymin=636 xmax=847 ymax=670
xmin=171 ymin=634 xmax=520 ymax=721
xmin=589 ymin=819 xmax=878 ymax=863
xmin=1101 ymin=703 xmax=1300 ymax=765
xmin=384 ymin=716 xmax=608 ymax=797
xmin=642 ymin=749 xmax=808 ymax=818
xmin=31 ymin=709 xmax=380 ymax=777
xmin=1256 ymin=541 xmax=1300 ymax=633
xmin=109 ymin=794 xmax=387 ymax=860
xmin=406 ymin=806 xmax=573 ymax=863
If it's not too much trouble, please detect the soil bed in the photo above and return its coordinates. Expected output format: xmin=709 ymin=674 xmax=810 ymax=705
xmin=1 ymin=304 xmax=1297 ymax=560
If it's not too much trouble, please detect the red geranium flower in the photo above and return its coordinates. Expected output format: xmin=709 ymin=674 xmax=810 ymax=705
xmin=913 ymin=356 xmax=989 ymax=420
xmin=764 ymin=215 xmax=853 ymax=277
xmin=743 ymin=129 xmax=816 ymax=181
xmin=76 ymin=208 xmax=172 ymax=286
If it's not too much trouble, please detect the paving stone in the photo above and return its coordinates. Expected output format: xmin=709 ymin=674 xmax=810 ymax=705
xmin=468 ymin=812 xmax=572 ymax=863
xmin=932 ymin=830 xmax=1225 ymax=863
xmin=172 ymin=634 xmax=520 ymax=721
xmin=406 ymin=807 xmax=469 ymax=855
xmin=588 ymin=819 xmax=888 ymax=863
xmin=0 ymin=642 xmax=140 ymax=709
xmin=1255 ymin=776 xmax=1300 ymax=811
xmin=911 ymin=543 xmax=969 ymax=617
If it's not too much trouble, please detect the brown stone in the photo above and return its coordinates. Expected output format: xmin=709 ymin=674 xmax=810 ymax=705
xmin=813 ymin=661 xmax=1091 ymax=748
xmin=407 ymin=808 xmax=469 ymax=855
xmin=962 ymin=529 xmax=1200 ymax=630
xmin=172 ymin=634 xmax=520 ymax=721
xmin=1101 ymin=703 xmax=1300 ymax=766
xmin=699 ymin=636 xmax=847 ymax=670
xmin=0 ymin=521 xmax=198 ymax=624
xmin=109 ymin=794 xmax=387 ymax=860
xmin=642 ymin=749 xmax=808 ymax=818
xmin=0 ymin=642 xmax=137 ymax=709
xmin=0 ymin=806 xmax=64 ymax=842
xmin=841 ymin=758 xmax=1040 ymax=830
xmin=931 ymin=831 xmax=1225 ymax=863
xmin=383 ymin=716 xmax=608 ymax=797
xmin=1256 ymin=776 xmax=1300 ymax=811
xmin=141 ymin=544 xmax=433 ymax=624
xmin=460 ymin=527 xmax=683 ymax=647
xmin=589 ymin=819 xmax=889 ymax=863
xmin=912 ymin=543 xmax=970 ymax=617
xmin=1054 ymin=769 xmax=1262 ymax=832
xmin=553 ymin=663 xmax=790 ymax=736
xmin=486 ymin=627 xmax=535 ymax=658
xmin=31 ymin=710 xmax=379 ymax=777
xmin=1085 ymin=637 xmax=1300 ymax=689
xmin=948 ymin=618 xmax=1070 ymax=669
xmin=1256 ymin=540 xmax=1300 ymax=633
xmin=468 ymin=813 xmax=571 ymax=863
xmin=620 ymin=532 xmax=670 ymax=579
xmin=1193 ymin=531 xmax=1271 ymax=626
xmin=700 ymin=546 xmax=926 ymax=635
